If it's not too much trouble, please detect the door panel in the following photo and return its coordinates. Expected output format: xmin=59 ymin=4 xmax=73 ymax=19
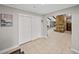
xmin=31 ymin=17 xmax=41 ymax=40
xmin=19 ymin=15 xmax=31 ymax=44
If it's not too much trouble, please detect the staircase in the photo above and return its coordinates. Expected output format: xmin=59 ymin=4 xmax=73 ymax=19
xmin=10 ymin=49 xmax=24 ymax=54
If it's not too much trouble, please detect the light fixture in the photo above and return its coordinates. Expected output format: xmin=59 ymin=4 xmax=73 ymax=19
xmin=33 ymin=5 xmax=36 ymax=8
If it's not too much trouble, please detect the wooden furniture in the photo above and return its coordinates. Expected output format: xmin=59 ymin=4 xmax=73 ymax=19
xmin=55 ymin=15 xmax=66 ymax=32
xmin=66 ymin=21 xmax=71 ymax=31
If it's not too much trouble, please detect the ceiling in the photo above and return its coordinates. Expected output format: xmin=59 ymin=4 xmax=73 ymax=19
xmin=3 ymin=4 xmax=77 ymax=15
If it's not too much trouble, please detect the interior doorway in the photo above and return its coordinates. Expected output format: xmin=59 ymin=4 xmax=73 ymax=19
xmin=46 ymin=14 xmax=72 ymax=33
xmin=46 ymin=14 xmax=72 ymax=53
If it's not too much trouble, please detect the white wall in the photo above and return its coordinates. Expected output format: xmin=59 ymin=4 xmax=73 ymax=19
xmin=44 ymin=5 xmax=79 ymax=52
xmin=0 ymin=5 xmax=42 ymax=53
xmin=41 ymin=17 xmax=48 ymax=37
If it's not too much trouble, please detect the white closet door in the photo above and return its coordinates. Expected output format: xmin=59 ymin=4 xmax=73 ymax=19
xmin=19 ymin=15 xmax=31 ymax=44
xmin=31 ymin=17 xmax=41 ymax=40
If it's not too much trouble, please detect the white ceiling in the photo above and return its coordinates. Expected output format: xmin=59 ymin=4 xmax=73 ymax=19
xmin=3 ymin=4 xmax=77 ymax=15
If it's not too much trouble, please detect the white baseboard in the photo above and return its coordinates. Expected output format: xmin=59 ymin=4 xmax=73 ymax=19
xmin=71 ymin=48 xmax=79 ymax=54
xmin=0 ymin=44 xmax=19 ymax=54
xmin=0 ymin=36 xmax=47 ymax=54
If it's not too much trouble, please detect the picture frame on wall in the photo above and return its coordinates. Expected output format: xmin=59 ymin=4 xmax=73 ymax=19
xmin=0 ymin=14 xmax=13 ymax=27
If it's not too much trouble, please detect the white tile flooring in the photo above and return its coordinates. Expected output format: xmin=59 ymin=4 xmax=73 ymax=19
xmin=20 ymin=28 xmax=72 ymax=54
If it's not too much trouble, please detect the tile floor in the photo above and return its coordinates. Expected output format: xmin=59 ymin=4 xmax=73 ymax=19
xmin=20 ymin=28 xmax=72 ymax=54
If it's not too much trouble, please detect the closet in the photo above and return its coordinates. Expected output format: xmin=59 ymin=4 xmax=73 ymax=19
xmin=31 ymin=16 xmax=41 ymax=40
xmin=18 ymin=14 xmax=42 ymax=44
xmin=19 ymin=14 xmax=32 ymax=44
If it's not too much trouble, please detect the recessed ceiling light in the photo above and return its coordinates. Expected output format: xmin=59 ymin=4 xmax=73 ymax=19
xmin=33 ymin=5 xmax=36 ymax=8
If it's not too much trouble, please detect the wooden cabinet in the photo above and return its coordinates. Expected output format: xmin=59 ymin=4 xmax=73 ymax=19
xmin=55 ymin=15 xmax=66 ymax=32
xmin=54 ymin=15 xmax=71 ymax=32
xmin=66 ymin=22 xmax=71 ymax=31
